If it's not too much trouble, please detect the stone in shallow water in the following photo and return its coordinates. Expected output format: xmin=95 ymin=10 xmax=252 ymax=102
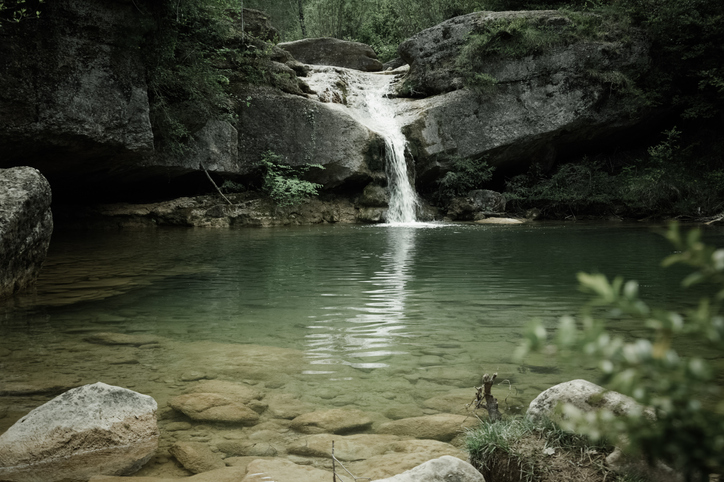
xmin=376 ymin=414 xmax=477 ymax=442
xmin=84 ymin=332 xmax=161 ymax=347
xmin=0 ymin=377 xmax=81 ymax=396
xmin=287 ymin=433 xmax=403 ymax=461
xmin=90 ymin=466 xmax=248 ymax=481
xmin=346 ymin=439 xmax=467 ymax=480
xmin=184 ymin=379 xmax=264 ymax=404
xmin=168 ymin=441 xmax=225 ymax=474
xmin=0 ymin=382 xmax=158 ymax=482
xmin=290 ymin=408 xmax=374 ymax=434
xmin=168 ymin=393 xmax=260 ymax=425
xmin=372 ymin=455 xmax=486 ymax=482
xmin=240 ymin=458 xmax=333 ymax=482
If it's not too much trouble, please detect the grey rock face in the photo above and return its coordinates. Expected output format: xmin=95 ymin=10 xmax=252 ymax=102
xmin=0 ymin=167 xmax=53 ymax=299
xmin=395 ymin=10 xmax=650 ymax=188
xmin=238 ymin=86 xmax=386 ymax=189
xmin=279 ymin=37 xmax=384 ymax=72
xmin=0 ymin=0 xmax=154 ymax=171
xmin=372 ymin=455 xmax=486 ymax=482
xmin=0 ymin=382 xmax=159 ymax=482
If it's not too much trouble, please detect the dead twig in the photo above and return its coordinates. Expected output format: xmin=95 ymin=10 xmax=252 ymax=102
xmin=332 ymin=441 xmax=371 ymax=482
xmin=200 ymin=163 xmax=233 ymax=205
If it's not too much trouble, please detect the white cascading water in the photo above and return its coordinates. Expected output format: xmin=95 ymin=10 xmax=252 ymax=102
xmin=305 ymin=66 xmax=419 ymax=224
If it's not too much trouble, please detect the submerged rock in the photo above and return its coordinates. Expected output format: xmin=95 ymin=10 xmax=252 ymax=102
xmin=290 ymin=408 xmax=374 ymax=434
xmin=372 ymin=455 xmax=486 ymax=482
xmin=0 ymin=382 xmax=158 ymax=482
xmin=287 ymin=433 xmax=403 ymax=461
xmin=0 ymin=167 xmax=53 ymax=299
xmin=240 ymin=458 xmax=333 ymax=482
xmin=376 ymin=414 xmax=476 ymax=442
xmin=279 ymin=37 xmax=383 ymax=72
xmin=347 ymin=439 xmax=467 ymax=480
xmin=168 ymin=441 xmax=225 ymax=474
xmin=168 ymin=392 xmax=260 ymax=425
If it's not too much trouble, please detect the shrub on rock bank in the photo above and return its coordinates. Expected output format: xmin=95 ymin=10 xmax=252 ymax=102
xmin=514 ymin=223 xmax=724 ymax=481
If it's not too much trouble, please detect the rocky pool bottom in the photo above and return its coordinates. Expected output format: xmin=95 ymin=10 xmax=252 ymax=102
xmin=2 ymin=223 xmax=724 ymax=479
xmin=0 ymin=328 xmax=553 ymax=479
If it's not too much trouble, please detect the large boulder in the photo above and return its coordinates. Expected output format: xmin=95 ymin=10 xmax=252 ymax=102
xmin=395 ymin=10 xmax=651 ymax=188
xmin=0 ymin=382 xmax=159 ymax=482
xmin=0 ymin=167 xmax=53 ymax=299
xmin=526 ymin=379 xmax=652 ymax=422
xmin=372 ymin=455 xmax=486 ymax=482
xmin=290 ymin=408 xmax=374 ymax=434
xmin=236 ymin=85 xmax=386 ymax=189
xmin=279 ymin=37 xmax=383 ymax=72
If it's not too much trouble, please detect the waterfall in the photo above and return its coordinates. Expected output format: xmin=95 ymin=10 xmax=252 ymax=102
xmin=305 ymin=67 xmax=419 ymax=224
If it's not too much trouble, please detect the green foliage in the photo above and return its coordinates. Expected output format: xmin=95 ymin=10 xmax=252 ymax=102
xmin=259 ymin=151 xmax=324 ymax=207
xmin=505 ymin=158 xmax=619 ymax=216
xmin=618 ymin=0 xmax=724 ymax=120
xmin=0 ymin=0 xmax=43 ymax=24
xmin=506 ymin=126 xmax=724 ymax=218
xmin=456 ymin=11 xmax=632 ymax=91
xmin=516 ymin=223 xmax=724 ymax=480
xmin=436 ymin=156 xmax=495 ymax=202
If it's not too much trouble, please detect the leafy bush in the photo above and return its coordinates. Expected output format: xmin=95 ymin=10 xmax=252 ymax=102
xmin=259 ymin=151 xmax=324 ymax=206
xmin=516 ymin=223 xmax=724 ymax=480
xmin=436 ymin=156 xmax=495 ymax=203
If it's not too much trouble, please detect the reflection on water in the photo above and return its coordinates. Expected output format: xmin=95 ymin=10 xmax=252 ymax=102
xmin=307 ymin=227 xmax=418 ymax=370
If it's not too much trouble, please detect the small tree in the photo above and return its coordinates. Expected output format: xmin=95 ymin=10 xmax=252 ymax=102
xmin=517 ymin=223 xmax=724 ymax=481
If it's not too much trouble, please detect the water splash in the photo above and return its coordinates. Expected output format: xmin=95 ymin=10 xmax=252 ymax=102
xmin=306 ymin=67 xmax=419 ymax=224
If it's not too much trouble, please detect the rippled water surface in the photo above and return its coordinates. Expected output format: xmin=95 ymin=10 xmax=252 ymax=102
xmin=1 ymin=221 xmax=722 ymax=474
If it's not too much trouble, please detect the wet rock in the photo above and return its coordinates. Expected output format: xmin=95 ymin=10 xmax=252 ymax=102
xmin=184 ymin=380 xmax=264 ymax=404
xmin=168 ymin=393 xmax=260 ymax=425
xmin=240 ymin=458 xmax=333 ymax=482
xmin=422 ymin=389 xmax=476 ymax=413
xmin=168 ymin=441 xmax=225 ymax=474
xmin=216 ymin=440 xmax=278 ymax=457
xmin=358 ymin=183 xmax=389 ymax=207
xmin=279 ymin=37 xmax=383 ymax=72
xmin=165 ymin=422 xmax=193 ymax=432
xmin=0 ymin=167 xmax=53 ymax=299
xmin=291 ymin=408 xmax=374 ymax=434
xmin=373 ymin=455 xmax=486 ymax=482
xmin=0 ymin=378 xmax=81 ymax=397
xmin=376 ymin=414 xmax=476 ymax=442
xmin=0 ymin=382 xmax=158 ymax=482
xmin=267 ymin=392 xmax=314 ymax=420
xmin=90 ymin=466 xmax=248 ymax=482
xmin=287 ymin=433 xmax=403 ymax=461
xmin=84 ymin=332 xmax=161 ymax=347
xmin=384 ymin=404 xmax=426 ymax=420
xmin=526 ymin=379 xmax=652 ymax=423
xmin=0 ymin=347 xmax=10 ymax=357
xmin=347 ymin=439 xmax=466 ymax=480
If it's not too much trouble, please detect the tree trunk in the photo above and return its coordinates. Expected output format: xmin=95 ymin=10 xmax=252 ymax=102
xmin=297 ymin=0 xmax=307 ymax=36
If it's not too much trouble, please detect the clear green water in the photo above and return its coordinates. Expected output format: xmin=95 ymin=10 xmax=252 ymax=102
xmin=1 ymin=222 xmax=722 ymax=458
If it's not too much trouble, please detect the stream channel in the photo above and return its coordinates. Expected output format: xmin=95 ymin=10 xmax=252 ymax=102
xmin=2 ymin=222 xmax=723 ymax=476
